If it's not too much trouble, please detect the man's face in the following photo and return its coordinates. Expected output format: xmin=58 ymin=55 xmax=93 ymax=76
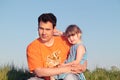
xmin=38 ymin=21 xmax=54 ymax=43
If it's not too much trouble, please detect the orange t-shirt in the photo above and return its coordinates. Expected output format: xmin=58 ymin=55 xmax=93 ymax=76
xmin=26 ymin=36 xmax=70 ymax=72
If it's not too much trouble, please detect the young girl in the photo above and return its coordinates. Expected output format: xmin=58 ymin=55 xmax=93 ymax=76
xmin=58 ymin=24 xmax=87 ymax=80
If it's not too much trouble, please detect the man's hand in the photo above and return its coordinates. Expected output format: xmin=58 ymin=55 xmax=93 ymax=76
xmin=71 ymin=60 xmax=87 ymax=74
xmin=71 ymin=64 xmax=82 ymax=74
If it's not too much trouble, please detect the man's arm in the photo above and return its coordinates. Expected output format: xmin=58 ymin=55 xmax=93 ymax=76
xmin=34 ymin=65 xmax=72 ymax=77
xmin=33 ymin=54 xmax=87 ymax=77
xmin=71 ymin=60 xmax=87 ymax=74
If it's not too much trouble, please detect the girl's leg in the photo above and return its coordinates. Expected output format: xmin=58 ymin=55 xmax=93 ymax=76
xmin=63 ymin=74 xmax=80 ymax=80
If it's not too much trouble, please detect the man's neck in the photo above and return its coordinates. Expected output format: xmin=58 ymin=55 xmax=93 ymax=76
xmin=44 ymin=37 xmax=54 ymax=47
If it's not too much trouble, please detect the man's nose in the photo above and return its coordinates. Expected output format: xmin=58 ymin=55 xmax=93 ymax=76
xmin=42 ymin=29 xmax=46 ymax=34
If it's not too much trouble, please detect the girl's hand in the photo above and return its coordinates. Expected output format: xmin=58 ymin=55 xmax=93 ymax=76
xmin=53 ymin=29 xmax=63 ymax=36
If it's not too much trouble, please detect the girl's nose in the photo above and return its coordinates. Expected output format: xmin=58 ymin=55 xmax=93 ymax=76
xmin=69 ymin=36 xmax=73 ymax=40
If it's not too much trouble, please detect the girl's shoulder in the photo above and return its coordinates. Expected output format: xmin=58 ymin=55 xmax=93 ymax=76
xmin=76 ymin=43 xmax=86 ymax=51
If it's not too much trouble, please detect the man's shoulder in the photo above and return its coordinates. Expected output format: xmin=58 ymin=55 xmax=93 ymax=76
xmin=54 ymin=36 xmax=67 ymax=41
xmin=27 ymin=38 xmax=40 ymax=48
xmin=54 ymin=36 xmax=70 ymax=46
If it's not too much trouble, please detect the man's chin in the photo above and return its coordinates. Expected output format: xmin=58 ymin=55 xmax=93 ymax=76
xmin=40 ymin=38 xmax=48 ymax=43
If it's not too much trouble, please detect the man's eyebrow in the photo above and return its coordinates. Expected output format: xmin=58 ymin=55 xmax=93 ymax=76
xmin=39 ymin=27 xmax=51 ymax=30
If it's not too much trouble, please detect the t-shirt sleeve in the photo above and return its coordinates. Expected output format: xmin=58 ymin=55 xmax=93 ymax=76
xmin=61 ymin=36 xmax=71 ymax=61
xmin=26 ymin=43 xmax=43 ymax=72
xmin=61 ymin=36 xmax=71 ymax=52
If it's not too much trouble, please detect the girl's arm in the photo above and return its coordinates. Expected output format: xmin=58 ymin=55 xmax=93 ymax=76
xmin=75 ymin=45 xmax=86 ymax=64
xmin=70 ymin=45 xmax=86 ymax=73
xmin=66 ymin=45 xmax=86 ymax=65
xmin=53 ymin=28 xmax=64 ymax=36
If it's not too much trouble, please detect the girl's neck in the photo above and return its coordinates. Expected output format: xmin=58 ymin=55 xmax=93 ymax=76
xmin=76 ymin=40 xmax=82 ymax=44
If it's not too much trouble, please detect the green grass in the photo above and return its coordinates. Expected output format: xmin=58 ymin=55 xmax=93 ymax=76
xmin=84 ymin=67 xmax=120 ymax=80
xmin=0 ymin=64 xmax=32 ymax=80
xmin=0 ymin=64 xmax=120 ymax=80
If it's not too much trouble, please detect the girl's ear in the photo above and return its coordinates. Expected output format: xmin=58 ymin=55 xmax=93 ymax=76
xmin=78 ymin=33 xmax=82 ymax=38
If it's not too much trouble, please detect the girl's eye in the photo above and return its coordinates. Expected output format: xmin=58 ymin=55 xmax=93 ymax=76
xmin=67 ymin=34 xmax=75 ymax=38
xmin=71 ymin=34 xmax=75 ymax=36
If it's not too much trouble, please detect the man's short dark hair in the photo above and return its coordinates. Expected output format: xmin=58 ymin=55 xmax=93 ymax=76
xmin=38 ymin=13 xmax=57 ymax=28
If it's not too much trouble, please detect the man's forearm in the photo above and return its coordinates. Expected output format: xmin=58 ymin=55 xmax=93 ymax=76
xmin=82 ymin=60 xmax=87 ymax=72
xmin=34 ymin=66 xmax=71 ymax=77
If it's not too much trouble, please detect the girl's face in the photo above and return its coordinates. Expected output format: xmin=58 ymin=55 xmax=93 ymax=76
xmin=67 ymin=33 xmax=81 ymax=44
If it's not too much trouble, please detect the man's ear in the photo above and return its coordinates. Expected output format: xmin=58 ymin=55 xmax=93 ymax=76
xmin=53 ymin=27 xmax=58 ymax=36
xmin=54 ymin=27 xmax=56 ymax=31
xmin=53 ymin=27 xmax=57 ymax=33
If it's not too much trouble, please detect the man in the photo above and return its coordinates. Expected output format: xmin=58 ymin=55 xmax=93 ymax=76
xmin=26 ymin=13 xmax=87 ymax=80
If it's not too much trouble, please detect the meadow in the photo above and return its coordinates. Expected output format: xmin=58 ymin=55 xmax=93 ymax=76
xmin=0 ymin=64 xmax=120 ymax=80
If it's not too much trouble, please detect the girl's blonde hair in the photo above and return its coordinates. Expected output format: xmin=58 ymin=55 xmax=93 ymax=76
xmin=65 ymin=24 xmax=82 ymax=37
